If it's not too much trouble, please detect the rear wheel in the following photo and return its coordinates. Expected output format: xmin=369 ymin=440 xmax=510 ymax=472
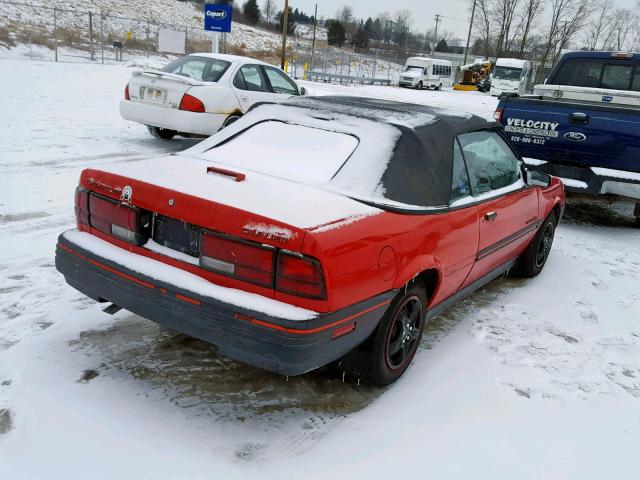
xmin=147 ymin=126 xmax=176 ymax=140
xmin=512 ymin=212 xmax=557 ymax=278
xmin=369 ymin=282 xmax=427 ymax=386
xmin=416 ymin=81 xmax=423 ymax=90
xmin=220 ymin=113 xmax=242 ymax=130
xmin=435 ymin=84 xmax=442 ymax=91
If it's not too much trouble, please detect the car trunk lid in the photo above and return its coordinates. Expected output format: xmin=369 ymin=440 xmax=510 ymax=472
xmin=127 ymin=70 xmax=202 ymax=109
xmin=79 ymin=155 xmax=380 ymax=253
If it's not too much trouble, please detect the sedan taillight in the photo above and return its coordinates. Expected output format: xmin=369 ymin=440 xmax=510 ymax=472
xmin=75 ymin=187 xmax=149 ymax=245
xmin=200 ymin=232 xmax=275 ymax=287
xmin=179 ymin=93 xmax=205 ymax=113
xmin=124 ymin=83 xmax=130 ymax=100
xmin=276 ymin=253 xmax=326 ymax=300
xmin=199 ymin=231 xmax=326 ymax=299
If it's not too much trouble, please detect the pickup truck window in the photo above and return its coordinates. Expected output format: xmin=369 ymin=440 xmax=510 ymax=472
xmin=601 ymin=64 xmax=633 ymax=90
xmin=458 ymin=131 xmax=520 ymax=194
xmin=552 ymin=58 xmax=638 ymax=91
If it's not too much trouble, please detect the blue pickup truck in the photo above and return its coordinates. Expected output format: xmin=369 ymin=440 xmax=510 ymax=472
xmin=495 ymin=51 xmax=640 ymax=224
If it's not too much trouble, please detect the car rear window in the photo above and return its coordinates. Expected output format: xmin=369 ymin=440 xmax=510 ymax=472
xmin=551 ymin=58 xmax=639 ymax=91
xmin=198 ymin=121 xmax=359 ymax=184
xmin=161 ymin=56 xmax=231 ymax=82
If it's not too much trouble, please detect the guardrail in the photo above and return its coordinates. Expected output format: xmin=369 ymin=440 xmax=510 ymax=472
xmin=306 ymin=71 xmax=393 ymax=86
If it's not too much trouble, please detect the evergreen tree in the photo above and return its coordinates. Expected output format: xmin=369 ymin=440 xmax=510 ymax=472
xmin=353 ymin=22 xmax=369 ymax=48
xmin=435 ymin=38 xmax=448 ymax=52
xmin=276 ymin=7 xmax=296 ymax=36
xmin=326 ymin=19 xmax=346 ymax=47
xmin=243 ymin=0 xmax=261 ymax=25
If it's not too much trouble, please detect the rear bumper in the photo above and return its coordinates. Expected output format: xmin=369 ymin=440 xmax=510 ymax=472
xmin=55 ymin=231 xmax=394 ymax=376
xmin=119 ymin=100 xmax=227 ymax=136
xmin=524 ymin=160 xmax=640 ymax=201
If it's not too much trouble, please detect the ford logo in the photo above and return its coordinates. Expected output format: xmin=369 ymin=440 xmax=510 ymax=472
xmin=601 ymin=95 xmax=613 ymax=102
xmin=206 ymin=9 xmax=227 ymax=19
xmin=564 ymin=132 xmax=586 ymax=142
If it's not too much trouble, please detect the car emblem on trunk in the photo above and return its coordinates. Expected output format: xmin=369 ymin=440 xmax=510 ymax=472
xmin=121 ymin=185 xmax=133 ymax=202
xmin=564 ymin=132 xmax=587 ymax=142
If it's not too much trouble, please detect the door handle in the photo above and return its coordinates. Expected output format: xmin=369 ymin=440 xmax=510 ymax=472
xmin=484 ymin=211 xmax=497 ymax=222
xmin=570 ymin=112 xmax=589 ymax=125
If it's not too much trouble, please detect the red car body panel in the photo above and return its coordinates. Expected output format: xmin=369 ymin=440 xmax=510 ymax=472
xmin=77 ymin=168 xmax=564 ymax=315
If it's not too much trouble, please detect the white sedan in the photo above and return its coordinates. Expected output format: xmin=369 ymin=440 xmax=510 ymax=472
xmin=120 ymin=53 xmax=306 ymax=139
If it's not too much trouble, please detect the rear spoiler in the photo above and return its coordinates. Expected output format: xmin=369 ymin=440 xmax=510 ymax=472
xmin=132 ymin=69 xmax=205 ymax=86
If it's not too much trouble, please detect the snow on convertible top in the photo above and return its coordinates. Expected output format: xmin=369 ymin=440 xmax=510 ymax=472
xmin=187 ymin=98 xmax=473 ymax=209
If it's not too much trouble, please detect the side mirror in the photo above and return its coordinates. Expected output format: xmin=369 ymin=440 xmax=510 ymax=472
xmin=299 ymin=86 xmax=307 ymax=96
xmin=526 ymin=169 xmax=552 ymax=187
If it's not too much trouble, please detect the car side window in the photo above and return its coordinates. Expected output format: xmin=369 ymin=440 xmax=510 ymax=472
xmin=458 ymin=131 xmax=521 ymax=195
xmin=450 ymin=139 xmax=472 ymax=202
xmin=263 ymin=66 xmax=299 ymax=95
xmin=233 ymin=65 xmax=268 ymax=92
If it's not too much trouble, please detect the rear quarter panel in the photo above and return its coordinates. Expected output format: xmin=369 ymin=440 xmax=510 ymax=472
xmin=300 ymin=207 xmax=480 ymax=312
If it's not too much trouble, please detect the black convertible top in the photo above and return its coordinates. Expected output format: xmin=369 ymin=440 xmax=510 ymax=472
xmin=282 ymin=95 xmax=495 ymax=134
xmin=277 ymin=96 xmax=498 ymax=209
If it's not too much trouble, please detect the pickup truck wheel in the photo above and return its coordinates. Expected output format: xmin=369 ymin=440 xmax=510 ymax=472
xmin=513 ymin=212 xmax=557 ymax=278
xmin=369 ymin=281 xmax=427 ymax=386
xmin=147 ymin=126 xmax=176 ymax=140
xmin=416 ymin=81 xmax=423 ymax=90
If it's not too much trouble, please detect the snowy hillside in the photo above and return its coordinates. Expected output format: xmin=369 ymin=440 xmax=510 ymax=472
xmin=0 ymin=0 xmax=325 ymax=54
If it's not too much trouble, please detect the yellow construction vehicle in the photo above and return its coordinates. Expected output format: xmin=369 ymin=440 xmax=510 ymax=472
xmin=453 ymin=59 xmax=493 ymax=91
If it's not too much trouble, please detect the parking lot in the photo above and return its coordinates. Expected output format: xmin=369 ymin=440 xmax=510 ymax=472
xmin=1 ymin=59 xmax=639 ymax=479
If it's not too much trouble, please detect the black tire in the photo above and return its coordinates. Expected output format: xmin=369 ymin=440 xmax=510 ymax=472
xmin=147 ymin=126 xmax=176 ymax=140
xmin=416 ymin=81 xmax=423 ymax=90
xmin=435 ymin=84 xmax=442 ymax=91
xmin=220 ymin=113 xmax=242 ymax=130
xmin=635 ymin=217 xmax=640 ymax=228
xmin=369 ymin=281 xmax=427 ymax=386
xmin=512 ymin=212 xmax=557 ymax=278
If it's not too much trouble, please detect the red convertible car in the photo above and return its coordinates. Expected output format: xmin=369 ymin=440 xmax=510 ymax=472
xmin=56 ymin=97 xmax=564 ymax=385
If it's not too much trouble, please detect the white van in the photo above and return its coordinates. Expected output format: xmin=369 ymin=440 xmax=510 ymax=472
xmin=399 ymin=57 xmax=453 ymax=90
xmin=490 ymin=58 xmax=531 ymax=96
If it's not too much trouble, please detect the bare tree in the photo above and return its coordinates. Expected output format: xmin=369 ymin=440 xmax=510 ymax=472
xmin=538 ymin=0 xmax=592 ymax=70
xmin=493 ymin=0 xmax=520 ymax=56
xmin=475 ymin=0 xmax=494 ymax=58
xmin=262 ymin=0 xmax=276 ymax=24
xmin=517 ymin=0 xmax=543 ymax=55
xmin=583 ymin=0 xmax=615 ymax=49
xmin=393 ymin=9 xmax=413 ymax=48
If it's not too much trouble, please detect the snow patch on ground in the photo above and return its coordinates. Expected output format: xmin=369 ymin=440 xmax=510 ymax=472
xmin=2 ymin=58 xmax=640 ymax=480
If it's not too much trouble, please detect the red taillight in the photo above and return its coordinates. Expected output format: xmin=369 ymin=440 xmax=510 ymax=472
xmin=179 ymin=93 xmax=205 ymax=113
xmin=494 ymin=108 xmax=504 ymax=123
xmin=124 ymin=83 xmax=130 ymax=100
xmin=200 ymin=232 xmax=274 ymax=287
xmin=276 ymin=253 xmax=325 ymax=300
xmin=75 ymin=187 xmax=90 ymax=227
xmin=81 ymin=192 xmax=147 ymax=245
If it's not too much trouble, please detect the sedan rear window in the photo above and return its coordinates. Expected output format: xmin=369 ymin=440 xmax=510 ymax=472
xmin=161 ymin=56 xmax=231 ymax=82
xmin=199 ymin=121 xmax=359 ymax=184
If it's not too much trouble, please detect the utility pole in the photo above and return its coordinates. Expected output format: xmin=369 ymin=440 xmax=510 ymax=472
xmin=310 ymin=3 xmax=317 ymax=73
xmin=280 ymin=0 xmax=289 ymax=70
xmin=433 ymin=13 xmax=441 ymax=52
xmin=463 ymin=0 xmax=477 ymax=65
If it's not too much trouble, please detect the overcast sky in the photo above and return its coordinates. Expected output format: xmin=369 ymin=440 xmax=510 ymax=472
xmin=283 ymin=0 xmax=637 ymax=40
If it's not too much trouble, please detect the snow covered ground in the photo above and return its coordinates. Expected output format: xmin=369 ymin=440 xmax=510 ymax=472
xmin=1 ymin=59 xmax=639 ymax=479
